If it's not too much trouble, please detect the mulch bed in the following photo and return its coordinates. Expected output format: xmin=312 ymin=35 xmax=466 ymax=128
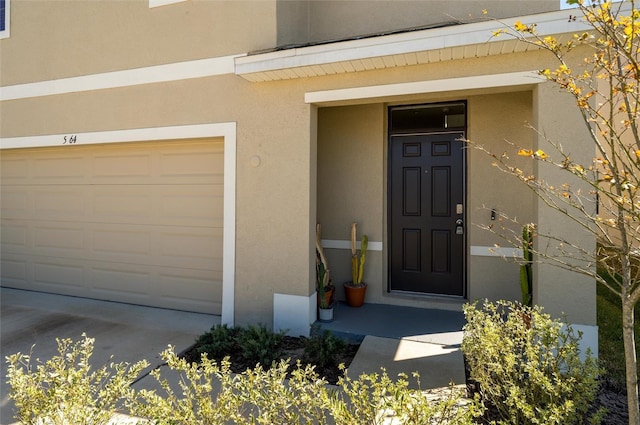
xmin=180 ymin=336 xmax=360 ymax=385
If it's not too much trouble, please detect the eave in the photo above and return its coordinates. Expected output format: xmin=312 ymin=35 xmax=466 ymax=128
xmin=235 ymin=9 xmax=593 ymax=82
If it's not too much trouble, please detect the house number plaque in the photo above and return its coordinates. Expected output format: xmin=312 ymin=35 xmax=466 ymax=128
xmin=62 ymin=135 xmax=78 ymax=144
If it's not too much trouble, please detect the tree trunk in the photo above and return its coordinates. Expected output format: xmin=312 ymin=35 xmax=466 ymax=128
xmin=622 ymin=299 xmax=640 ymax=425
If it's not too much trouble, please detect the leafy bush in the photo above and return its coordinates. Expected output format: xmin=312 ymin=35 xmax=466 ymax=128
xmin=329 ymin=368 xmax=483 ymax=425
xmin=237 ymin=323 xmax=285 ymax=367
xmin=302 ymin=330 xmax=346 ymax=369
xmin=194 ymin=323 xmax=239 ymax=360
xmin=5 ymin=333 xmax=148 ymax=425
xmin=462 ymin=300 xmax=602 ymax=425
xmin=7 ymin=334 xmax=484 ymax=425
xmin=130 ymin=346 xmax=483 ymax=425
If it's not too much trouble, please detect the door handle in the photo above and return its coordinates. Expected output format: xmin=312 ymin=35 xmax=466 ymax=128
xmin=455 ymin=219 xmax=464 ymax=235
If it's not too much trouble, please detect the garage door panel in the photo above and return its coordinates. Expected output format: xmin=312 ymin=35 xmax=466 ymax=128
xmin=157 ymin=271 xmax=222 ymax=313
xmin=34 ymin=155 xmax=87 ymax=180
xmin=34 ymin=261 xmax=85 ymax=290
xmin=93 ymin=189 xmax=153 ymax=220
xmin=158 ymin=228 xmax=223 ymax=269
xmin=1 ymin=189 xmax=30 ymax=218
xmin=34 ymin=225 xmax=85 ymax=251
xmin=1 ymin=256 xmax=28 ymax=284
xmin=0 ymin=156 xmax=28 ymax=180
xmin=1 ymin=221 xmax=28 ymax=249
xmin=91 ymin=266 xmax=152 ymax=298
xmin=1 ymin=139 xmax=224 ymax=314
xmin=160 ymin=187 xmax=223 ymax=225
xmin=35 ymin=189 xmax=87 ymax=218
xmin=93 ymin=153 xmax=153 ymax=179
xmin=92 ymin=228 xmax=152 ymax=256
xmin=159 ymin=150 xmax=223 ymax=179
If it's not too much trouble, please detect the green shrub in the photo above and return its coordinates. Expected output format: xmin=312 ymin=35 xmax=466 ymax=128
xmin=302 ymin=330 xmax=346 ymax=369
xmin=8 ymin=335 xmax=484 ymax=425
xmin=237 ymin=323 xmax=285 ymax=367
xmin=328 ymin=368 xmax=483 ymax=425
xmin=5 ymin=333 xmax=148 ymax=425
xmin=131 ymin=346 xmax=483 ymax=425
xmin=194 ymin=323 xmax=239 ymax=360
xmin=462 ymin=300 xmax=602 ymax=425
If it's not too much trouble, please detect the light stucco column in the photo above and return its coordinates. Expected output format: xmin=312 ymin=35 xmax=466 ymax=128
xmin=532 ymin=82 xmax=597 ymax=328
xmin=233 ymin=95 xmax=317 ymax=336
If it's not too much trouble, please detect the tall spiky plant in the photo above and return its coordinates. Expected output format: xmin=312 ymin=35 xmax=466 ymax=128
xmin=520 ymin=223 xmax=535 ymax=307
xmin=350 ymin=222 xmax=368 ymax=286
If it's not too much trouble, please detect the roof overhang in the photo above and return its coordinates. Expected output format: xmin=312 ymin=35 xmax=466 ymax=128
xmin=235 ymin=9 xmax=593 ymax=82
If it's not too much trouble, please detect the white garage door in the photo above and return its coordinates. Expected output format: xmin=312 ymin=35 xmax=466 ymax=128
xmin=0 ymin=139 xmax=223 ymax=314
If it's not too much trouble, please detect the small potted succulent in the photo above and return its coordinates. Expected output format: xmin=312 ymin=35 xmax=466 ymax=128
xmin=343 ymin=222 xmax=368 ymax=307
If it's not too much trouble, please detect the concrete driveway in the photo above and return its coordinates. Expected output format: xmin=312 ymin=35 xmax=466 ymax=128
xmin=0 ymin=287 xmax=219 ymax=425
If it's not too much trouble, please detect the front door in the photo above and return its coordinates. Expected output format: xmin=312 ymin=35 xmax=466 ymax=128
xmin=389 ymin=130 xmax=465 ymax=296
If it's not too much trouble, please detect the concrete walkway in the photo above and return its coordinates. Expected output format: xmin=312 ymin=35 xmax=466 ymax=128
xmin=0 ymin=288 xmax=467 ymax=424
xmin=318 ymin=301 xmax=466 ymax=390
xmin=0 ymin=288 xmax=218 ymax=425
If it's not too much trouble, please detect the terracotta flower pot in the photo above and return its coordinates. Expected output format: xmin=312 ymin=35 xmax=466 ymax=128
xmin=317 ymin=287 xmax=335 ymax=307
xmin=344 ymin=282 xmax=367 ymax=307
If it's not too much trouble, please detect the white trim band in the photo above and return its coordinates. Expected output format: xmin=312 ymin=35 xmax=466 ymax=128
xmin=1 ymin=123 xmax=231 ymax=149
xmin=470 ymin=245 xmax=523 ymax=258
xmin=321 ymin=239 xmax=383 ymax=252
xmin=0 ymin=54 xmax=243 ymax=101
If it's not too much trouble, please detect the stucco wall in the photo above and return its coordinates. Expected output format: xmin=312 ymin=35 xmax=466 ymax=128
xmin=277 ymin=0 xmax=559 ymax=46
xmin=0 ymin=0 xmax=277 ymax=86
xmin=466 ymin=92 xmax=536 ymax=303
xmin=316 ymin=104 xmax=385 ymax=303
xmin=1 ymin=0 xmax=596 ymax=328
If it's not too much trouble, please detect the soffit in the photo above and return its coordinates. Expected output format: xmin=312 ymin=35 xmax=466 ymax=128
xmin=235 ymin=9 xmax=592 ymax=82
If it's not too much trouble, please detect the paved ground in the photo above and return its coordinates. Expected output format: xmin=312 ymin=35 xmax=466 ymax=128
xmin=1 ymin=288 xmax=218 ymax=425
xmin=1 ymin=288 xmax=467 ymax=424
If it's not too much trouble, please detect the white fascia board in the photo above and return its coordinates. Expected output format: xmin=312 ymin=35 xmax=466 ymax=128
xmin=236 ymin=9 xmax=594 ymax=76
xmin=0 ymin=54 xmax=244 ymax=101
xmin=305 ymin=71 xmax=546 ymax=105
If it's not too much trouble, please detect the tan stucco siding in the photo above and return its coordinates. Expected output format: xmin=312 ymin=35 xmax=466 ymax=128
xmin=466 ymin=92 xmax=535 ymax=303
xmin=278 ymin=0 xmax=558 ymax=47
xmin=317 ymin=104 xmax=385 ymax=303
xmin=533 ymin=83 xmax=597 ymax=326
xmin=0 ymin=0 xmax=277 ymax=86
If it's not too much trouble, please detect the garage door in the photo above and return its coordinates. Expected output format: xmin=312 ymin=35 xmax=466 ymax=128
xmin=0 ymin=139 xmax=223 ymax=314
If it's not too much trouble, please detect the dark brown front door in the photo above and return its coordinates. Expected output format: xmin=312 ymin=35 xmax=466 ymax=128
xmin=389 ymin=131 xmax=465 ymax=296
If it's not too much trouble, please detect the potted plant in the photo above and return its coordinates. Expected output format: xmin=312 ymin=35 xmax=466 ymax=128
xmin=343 ymin=222 xmax=368 ymax=307
xmin=316 ymin=224 xmax=334 ymax=320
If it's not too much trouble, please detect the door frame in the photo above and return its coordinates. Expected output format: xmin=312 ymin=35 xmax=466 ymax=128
xmin=386 ymin=101 xmax=468 ymax=298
